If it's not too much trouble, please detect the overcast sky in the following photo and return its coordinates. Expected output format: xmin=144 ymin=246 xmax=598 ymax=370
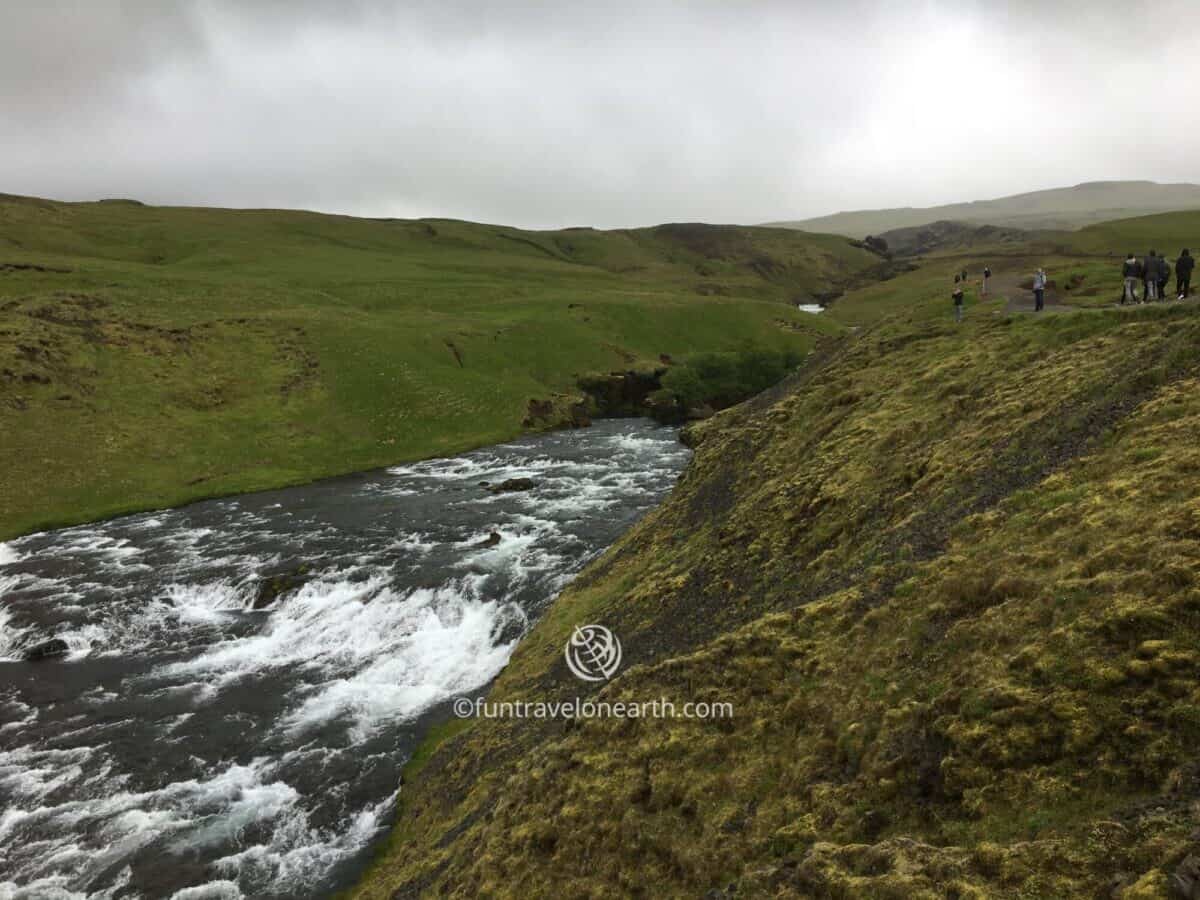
xmin=3 ymin=0 xmax=1196 ymax=229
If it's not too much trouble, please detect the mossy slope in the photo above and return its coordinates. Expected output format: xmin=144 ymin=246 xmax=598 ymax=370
xmin=353 ymin=277 xmax=1200 ymax=897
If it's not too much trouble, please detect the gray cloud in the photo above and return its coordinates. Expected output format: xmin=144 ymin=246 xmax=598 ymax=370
xmin=2 ymin=0 xmax=1196 ymax=228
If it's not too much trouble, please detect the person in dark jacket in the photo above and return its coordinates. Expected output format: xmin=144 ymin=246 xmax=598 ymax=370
xmin=1158 ymin=255 xmax=1171 ymax=301
xmin=1177 ymin=249 xmax=1194 ymax=300
xmin=1122 ymin=252 xmax=1140 ymax=304
xmin=1144 ymin=250 xmax=1160 ymax=301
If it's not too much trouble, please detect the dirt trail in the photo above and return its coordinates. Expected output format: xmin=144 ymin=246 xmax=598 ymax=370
xmin=982 ymin=269 xmax=1070 ymax=314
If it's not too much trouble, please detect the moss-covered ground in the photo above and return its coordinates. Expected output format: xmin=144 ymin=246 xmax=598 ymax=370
xmin=351 ymin=212 xmax=1200 ymax=899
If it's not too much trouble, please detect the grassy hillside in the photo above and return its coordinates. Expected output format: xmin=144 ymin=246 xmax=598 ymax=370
xmin=352 ymin=234 xmax=1200 ymax=898
xmin=769 ymin=180 xmax=1200 ymax=238
xmin=0 ymin=194 xmax=883 ymax=539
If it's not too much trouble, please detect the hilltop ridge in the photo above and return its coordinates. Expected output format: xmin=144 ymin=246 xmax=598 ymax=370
xmin=769 ymin=180 xmax=1200 ymax=237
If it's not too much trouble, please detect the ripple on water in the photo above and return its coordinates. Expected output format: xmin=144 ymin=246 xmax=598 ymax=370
xmin=0 ymin=420 xmax=689 ymax=897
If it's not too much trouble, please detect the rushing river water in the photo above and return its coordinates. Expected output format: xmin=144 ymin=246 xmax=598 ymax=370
xmin=0 ymin=420 xmax=689 ymax=899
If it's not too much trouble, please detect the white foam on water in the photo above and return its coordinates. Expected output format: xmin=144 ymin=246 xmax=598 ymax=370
xmin=151 ymin=568 xmax=521 ymax=740
xmin=0 ymin=421 xmax=690 ymax=898
xmin=389 ymin=532 xmax=437 ymax=554
xmin=530 ymin=479 xmax=623 ymax=516
xmin=0 ymin=874 xmax=86 ymax=900
xmin=155 ymin=573 xmax=394 ymax=690
xmin=56 ymin=532 xmax=146 ymax=570
xmin=0 ymin=756 xmax=331 ymax=897
xmin=160 ymin=581 xmax=248 ymax=623
xmin=0 ymin=697 xmax=36 ymax=735
xmin=170 ymin=881 xmax=244 ymax=900
xmin=0 ymin=604 xmax=31 ymax=661
xmin=281 ymin=584 xmax=524 ymax=741
xmin=211 ymin=790 xmax=393 ymax=893
xmin=386 ymin=455 xmax=490 ymax=480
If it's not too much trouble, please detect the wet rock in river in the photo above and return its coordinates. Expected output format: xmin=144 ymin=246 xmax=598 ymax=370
xmin=475 ymin=531 xmax=503 ymax=548
xmin=251 ymin=564 xmax=313 ymax=610
xmin=24 ymin=638 xmax=69 ymax=661
xmin=486 ymin=478 xmax=537 ymax=494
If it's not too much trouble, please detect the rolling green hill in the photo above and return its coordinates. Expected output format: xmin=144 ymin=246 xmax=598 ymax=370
xmin=352 ymin=213 xmax=1200 ymax=899
xmin=769 ymin=181 xmax=1200 ymax=238
xmin=0 ymin=194 xmax=882 ymax=539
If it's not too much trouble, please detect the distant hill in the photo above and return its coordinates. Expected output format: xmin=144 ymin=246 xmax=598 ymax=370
xmin=769 ymin=181 xmax=1200 ymax=237
xmin=874 ymin=220 xmax=1037 ymax=257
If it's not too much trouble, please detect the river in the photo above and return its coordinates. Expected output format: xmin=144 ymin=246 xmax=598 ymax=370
xmin=0 ymin=420 xmax=689 ymax=899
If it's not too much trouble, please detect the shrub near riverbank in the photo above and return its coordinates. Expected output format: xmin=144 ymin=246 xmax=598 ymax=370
xmin=649 ymin=348 xmax=806 ymax=421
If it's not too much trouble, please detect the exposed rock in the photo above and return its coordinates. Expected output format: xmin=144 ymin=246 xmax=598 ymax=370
xmin=1172 ymin=855 xmax=1200 ymax=899
xmin=444 ymin=340 xmax=464 ymax=368
xmin=0 ymin=262 xmax=72 ymax=274
xmin=523 ymin=398 xmax=554 ymax=426
xmin=476 ymin=531 xmax=503 ymax=548
xmin=251 ymin=564 xmax=312 ymax=610
xmin=521 ymin=395 xmax=592 ymax=430
xmin=487 ymin=478 xmax=537 ymax=494
xmin=569 ymin=401 xmax=591 ymax=428
xmin=23 ymin=638 xmax=69 ymax=661
xmin=686 ymin=403 xmax=715 ymax=421
xmin=577 ymin=369 xmax=665 ymax=418
xmin=862 ymin=234 xmax=891 ymax=257
xmin=877 ymin=219 xmax=1030 ymax=257
xmin=490 ymin=607 xmax=526 ymax=645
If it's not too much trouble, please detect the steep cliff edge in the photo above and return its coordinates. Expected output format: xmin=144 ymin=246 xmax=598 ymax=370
xmin=352 ymin=270 xmax=1200 ymax=898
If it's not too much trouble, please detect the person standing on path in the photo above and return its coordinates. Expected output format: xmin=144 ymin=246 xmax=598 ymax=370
xmin=1178 ymin=249 xmax=1194 ymax=299
xmin=1033 ymin=268 xmax=1046 ymax=312
xmin=1159 ymin=255 xmax=1172 ymax=301
xmin=1122 ymin=252 xmax=1141 ymax=304
xmin=1144 ymin=250 xmax=1160 ymax=301
xmin=982 ymin=266 xmax=991 ymax=295
xmin=953 ymin=274 xmax=965 ymax=322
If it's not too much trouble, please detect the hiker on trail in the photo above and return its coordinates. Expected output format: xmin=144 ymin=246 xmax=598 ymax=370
xmin=1122 ymin=252 xmax=1141 ymax=304
xmin=1033 ymin=268 xmax=1046 ymax=311
xmin=1177 ymin=249 xmax=1194 ymax=300
xmin=953 ymin=274 xmax=965 ymax=322
xmin=982 ymin=266 xmax=991 ymax=295
xmin=1159 ymin=255 xmax=1172 ymax=301
xmin=1144 ymin=250 xmax=1160 ymax=301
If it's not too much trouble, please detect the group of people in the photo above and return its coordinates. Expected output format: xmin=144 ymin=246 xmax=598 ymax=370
xmin=952 ymin=265 xmax=992 ymax=321
xmin=1122 ymin=249 xmax=1193 ymax=303
xmin=952 ymin=251 xmax=1195 ymax=321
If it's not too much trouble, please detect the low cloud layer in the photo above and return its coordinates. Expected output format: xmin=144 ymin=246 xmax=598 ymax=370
xmin=3 ymin=0 xmax=1196 ymax=228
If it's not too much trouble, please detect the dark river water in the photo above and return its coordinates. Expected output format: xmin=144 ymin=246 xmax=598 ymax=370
xmin=0 ymin=420 xmax=690 ymax=899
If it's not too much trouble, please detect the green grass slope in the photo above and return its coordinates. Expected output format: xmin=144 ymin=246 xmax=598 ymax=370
xmin=769 ymin=180 xmax=1200 ymax=238
xmin=0 ymin=195 xmax=881 ymax=539
xmin=352 ymin=248 xmax=1200 ymax=898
